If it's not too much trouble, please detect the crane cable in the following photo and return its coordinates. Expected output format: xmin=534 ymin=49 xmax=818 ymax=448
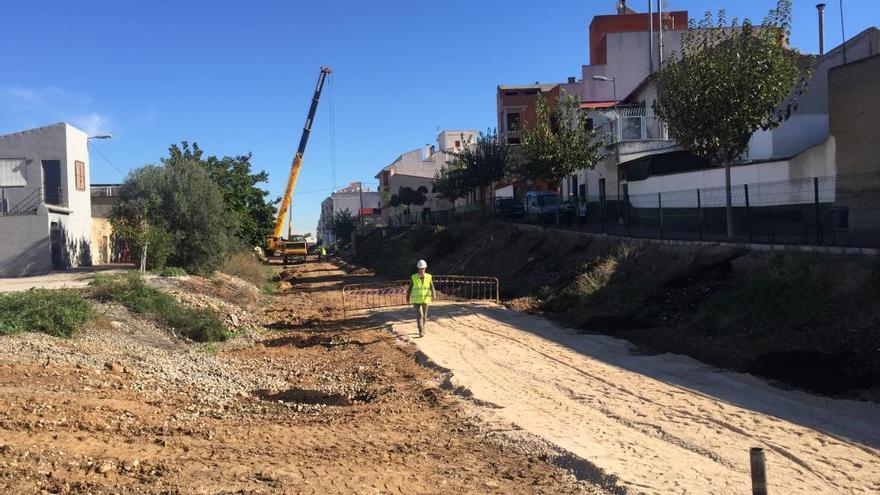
xmin=329 ymin=72 xmax=338 ymax=193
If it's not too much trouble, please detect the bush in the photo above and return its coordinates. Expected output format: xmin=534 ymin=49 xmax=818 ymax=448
xmin=91 ymin=273 xmax=230 ymax=342
xmin=159 ymin=266 xmax=188 ymax=277
xmin=0 ymin=289 xmax=95 ymax=338
xmin=219 ymin=251 xmax=273 ymax=288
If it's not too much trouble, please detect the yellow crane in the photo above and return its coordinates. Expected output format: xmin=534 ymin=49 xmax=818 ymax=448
xmin=267 ymin=66 xmax=332 ymax=263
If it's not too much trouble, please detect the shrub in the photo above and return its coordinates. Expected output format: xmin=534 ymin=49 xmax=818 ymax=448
xmin=159 ymin=266 xmax=188 ymax=277
xmin=91 ymin=273 xmax=230 ymax=342
xmin=0 ymin=289 xmax=95 ymax=338
xmin=219 ymin=251 xmax=273 ymax=288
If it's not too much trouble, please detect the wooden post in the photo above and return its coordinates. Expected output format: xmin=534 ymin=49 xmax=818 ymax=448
xmin=658 ymin=192 xmax=664 ymax=240
xmin=697 ymin=188 xmax=702 ymax=241
xmin=750 ymin=447 xmax=768 ymax=495
xmin=745 ymin=184 xmax=752 ymax=243
xmin=814 ymin=177 xmax=822 ymax=245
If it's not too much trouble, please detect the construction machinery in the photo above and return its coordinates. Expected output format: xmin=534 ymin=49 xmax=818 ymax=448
xmin=267 ymin=66 xmax=332 ymax=263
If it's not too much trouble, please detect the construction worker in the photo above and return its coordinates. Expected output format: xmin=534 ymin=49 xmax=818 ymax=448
xmin=319 ymin=245 xmax=327 ymax=261
xmin=406 ymin=259 xmax=435 ymax=338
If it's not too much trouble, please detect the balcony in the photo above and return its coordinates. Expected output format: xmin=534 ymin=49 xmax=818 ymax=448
xmin=595 ymin=106 xmax=677 ymax=161
xmin=90 ymin=184 xmax=121 ymax=197
xmin=0 ymin=186 xmax=64 ymax=216
xmin=601 ymin=106 xmax=669 ymax=143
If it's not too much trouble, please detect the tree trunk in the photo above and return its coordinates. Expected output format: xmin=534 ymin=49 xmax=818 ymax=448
xmin=555 ymin=184 xmax=561 ymax=227
xmin=724 ymin=159 xmax=734 ymax=239
xmin=140 ymin=239 xmax=148 ymax=274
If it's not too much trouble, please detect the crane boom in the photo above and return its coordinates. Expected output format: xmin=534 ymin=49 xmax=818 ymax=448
xmin=268 ymin=66 xmax=332 ymax=253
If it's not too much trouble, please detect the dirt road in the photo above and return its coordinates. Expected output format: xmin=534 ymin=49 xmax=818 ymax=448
xmin=375 ymin=302 xmax=880 ymax=494
xmin=0 ymin=262 xmax=602 ymax=494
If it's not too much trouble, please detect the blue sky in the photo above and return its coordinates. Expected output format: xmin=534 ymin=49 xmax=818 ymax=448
xmin=2 ymin=0 xmax=877 ymax=235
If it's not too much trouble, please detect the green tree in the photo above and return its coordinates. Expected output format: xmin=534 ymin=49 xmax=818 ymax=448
xmin=435 ymin=128 xmax=512 ymax=210
xmin=433 ymin=165 xmax=470 ymax=202
xmin=654 ymin=0 xmax=812 ymax=238
xmin=111 ymin=166 xmax=174 ymax=273
xmin=166 ymin=142 xmax=276 ymax=247
xmin=331 ymin=208 xmax=356 ymax=246
xmin=518 ymin=92 xmax=607 ymax=225
xmin=114 ymin=158 xmax=233 ymax=275
xmin=388 ymin=186 xmax=428 ymax=208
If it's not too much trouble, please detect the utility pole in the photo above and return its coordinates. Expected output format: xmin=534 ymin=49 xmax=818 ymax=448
xmin=657 ymin=0 xmax=664 ymax=67
xmin=839 ymin=0 xmax=847 ymax=63
xmin=358 ymin=181 xmax=364 ymax=225
xmin=649 ymin=0 xmax=654 ymax=73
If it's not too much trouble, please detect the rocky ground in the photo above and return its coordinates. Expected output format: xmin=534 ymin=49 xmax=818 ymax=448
xmin=0 ymin=262 xmax=606 ymax=494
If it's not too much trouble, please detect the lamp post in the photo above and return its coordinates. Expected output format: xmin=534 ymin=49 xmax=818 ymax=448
xmin=592 ymin=75 xmax=617 ymax=102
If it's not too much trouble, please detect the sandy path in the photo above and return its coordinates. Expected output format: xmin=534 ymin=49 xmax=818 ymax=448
xmin=377 ymin=303 xmax=880 ymax=495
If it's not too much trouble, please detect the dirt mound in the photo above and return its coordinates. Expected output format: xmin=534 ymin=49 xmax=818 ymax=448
xmin=0 ymin=261 xmax=604 ymax=494
xmin=358 ymin=222 xmax=880 ymax=399
xmin=149 ymin=275 xmax=266 ymax=334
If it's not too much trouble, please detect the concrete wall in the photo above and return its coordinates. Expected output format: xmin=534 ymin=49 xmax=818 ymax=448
xmin=750 ymin=28 xmax=880 ymax=161
xmin=0 ymin=213 xmax=50 ymax=276
xmin=829 ymin=54 xmax=880 ymax=176
xmin=580 ymin=30 xmax=684 ymax=103
xmin=829 ymin=53 xmax=880 ymax=236
xmin=589 ymin=11 xmax=689 ymax=65
xmin=0 ymin=123 xmax=93 ymax=276
xmin=0 ymin=124 xmax=67 ymax=210
xmin=63 ymin=124 xmax=92 ymax=267
xmin=624 ymin=137 xmax=837 ymax=208
xmin=437 ymin=130 xmax=477 ymax=152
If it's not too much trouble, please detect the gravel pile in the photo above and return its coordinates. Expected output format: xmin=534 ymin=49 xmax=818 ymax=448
xmin=0 ymin=304 xmax=287 ymax=408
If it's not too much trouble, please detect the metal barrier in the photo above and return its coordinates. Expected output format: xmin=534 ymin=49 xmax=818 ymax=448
xmin=341 ymin=275 xmax=500 ymax=316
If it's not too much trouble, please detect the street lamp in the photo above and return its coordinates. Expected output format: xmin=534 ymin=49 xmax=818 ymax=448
xmin=592 ymin=75 xmax=617 ymax=102
xmin=88 ymin=134 xmax=113 ymax=140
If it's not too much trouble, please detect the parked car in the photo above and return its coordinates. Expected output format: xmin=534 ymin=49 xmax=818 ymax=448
xmin=524 ymin=191 xmax=572 ymax=223
xmin=493 ymin=197 xmax=525 ymax=220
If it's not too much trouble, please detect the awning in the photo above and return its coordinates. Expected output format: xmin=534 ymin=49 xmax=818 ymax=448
xmin=580 ymin=101 xmax=617 ymax=109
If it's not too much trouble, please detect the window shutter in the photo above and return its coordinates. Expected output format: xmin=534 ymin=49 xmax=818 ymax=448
xmin=0 ymin=159 xmax=27 ymax=187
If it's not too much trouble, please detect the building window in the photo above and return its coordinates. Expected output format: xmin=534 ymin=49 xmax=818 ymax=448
xmin=507 ymin=137 xmax=521 ymax=145
xmin=75 ymin=160 xmax=86 ymax=191
xmin=0 ymin=158 xmax=27 ymax=186
xmin=504 ymin=91 xmax=518 ymax=96
xmin=524 ymin=89 xmax=538 ymax=95
xmin=506 ymin=112 xmax=521 ymax=131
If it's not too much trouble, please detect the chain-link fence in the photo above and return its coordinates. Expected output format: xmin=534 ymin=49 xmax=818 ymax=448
xmin=406 ymin=171 xmax=880 ymax=249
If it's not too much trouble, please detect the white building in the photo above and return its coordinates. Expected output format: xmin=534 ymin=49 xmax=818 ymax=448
xmin=316 ymin=183 xmax=381 ymax=245
xmin=0 ymin=123 xmax=94 ymax=276
xmin=562 ymin=28 xmax=880 ymax=215
xmin=375 ymin=130 xmax=477 ymax=226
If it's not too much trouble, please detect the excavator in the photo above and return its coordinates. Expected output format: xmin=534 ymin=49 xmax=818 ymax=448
xmin=267 ymin=66 xmax=332 ymax=264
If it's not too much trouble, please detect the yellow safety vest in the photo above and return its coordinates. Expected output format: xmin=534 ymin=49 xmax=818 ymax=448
xmin=320 ymin=247 xmax=327 ymax=255
xmin=410 ymin=273 xmax=433 ymax=304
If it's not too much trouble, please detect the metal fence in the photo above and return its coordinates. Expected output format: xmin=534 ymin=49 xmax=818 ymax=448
xmin=342 ymin=276 xmax=500 ymax=316
xmin=407 ymin=171 xmax=880 ymax=249
xmin=0 ymin=186 xmax=65 ymax=216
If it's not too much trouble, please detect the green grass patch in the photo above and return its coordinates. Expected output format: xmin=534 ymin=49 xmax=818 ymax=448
xmin=91 ymin=273 xmax=231 ymax=342
xmin=159 ymin=266 xmax=188 ymax=277
xmin=0 ymin=289 xmax=95 ymax=338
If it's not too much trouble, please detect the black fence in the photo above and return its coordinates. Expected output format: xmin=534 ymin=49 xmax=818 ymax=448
xmin=390 ymin=171 xmax=880 ymax=249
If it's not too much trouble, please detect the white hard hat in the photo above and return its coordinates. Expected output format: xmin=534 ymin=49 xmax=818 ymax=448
xmin=416 ymin=259 xmax=427 ymax=269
